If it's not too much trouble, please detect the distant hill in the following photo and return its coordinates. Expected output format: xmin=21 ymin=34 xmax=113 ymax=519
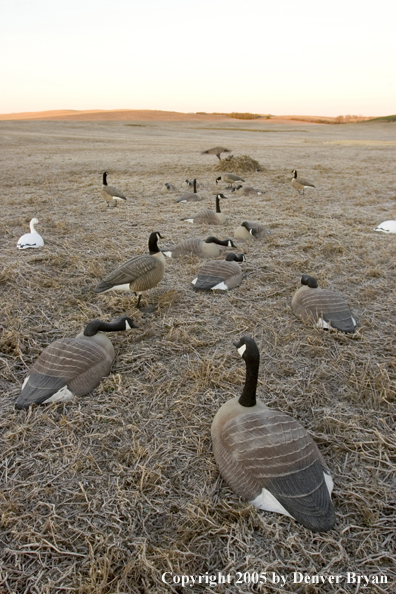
xmin=0 ymin=109 xmax=231 ymax=122
xmin=365 ymin=115 xmax=396 ymax=122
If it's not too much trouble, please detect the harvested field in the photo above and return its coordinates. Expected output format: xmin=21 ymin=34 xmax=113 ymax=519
xmin=0 ymin=117 xmax=395 ymax=593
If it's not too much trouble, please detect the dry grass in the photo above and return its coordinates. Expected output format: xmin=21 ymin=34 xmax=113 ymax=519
xmin=214 ymin=155 xmax=263 ymax=174
xmin=0 ymin=118 xmax=395 ymax=593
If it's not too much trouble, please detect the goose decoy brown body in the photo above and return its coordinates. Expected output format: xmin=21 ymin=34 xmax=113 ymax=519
xmin=375 ymin=220 xmax=396 ymax=234
xmin=162 ymin=182 xmax=178 ymax=192
xmin=94 ymin=232 xmax=165 ymax=308
xmin=192 ymin=253 xmax=245 ymax=290
xmin=181 ymin=194 xmax=227 ymax=225
xmin=211 ymin=336 xmax=336 ymax=532
xmin=101 ymin=172 xmax=127 ymax=207
xmin=162 ymin=236 xmax=237 ymax=258
xmin=176 ymin=179 xmax=203 ymax=203
xmin=232 ymin=185 xmax=265 ymax=196
xmin=201 ymin=146 xmax=232 ymax=160
xmin=17 ymin=218 xmax=44 ymax=249
xmin=291 ymin=170 xmax=315 ymax=195
xmin=234 ymin=221 xmax=271 ymax=240
xmin=292 ymin=274 xmax=357 ymax=333
xmin=216 ymin=173 xmax=245 ymax=188
xmin=15 ymin=317 xmax=137 ymax=409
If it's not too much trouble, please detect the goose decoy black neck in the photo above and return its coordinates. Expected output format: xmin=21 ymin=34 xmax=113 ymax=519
xmin=225 ymin=252 xmax=245 ymax=262
xmin=103 ymin=172 xmax=108 ymax=185
xmin=148 ymin=231 xmax=163 ymax=254
xmin=233 ymin=336 xmax=260 ymax=407
xmin=215 ymin=194 xmax=226 ymax=212
xmin=205 ymin=236 xmax=237 ymax=248
xmin=83 ymin=316 xmax=138 ymax=336
xmin=292 ymin=170 xmax=298 ymax=179
xmin=301 ymin=274 xmax=318 ymax=288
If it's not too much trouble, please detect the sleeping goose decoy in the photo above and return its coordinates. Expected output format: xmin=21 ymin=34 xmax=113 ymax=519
xmin=232 ymin=185 xmax=265 ymax=196
xmin=162 ymin=182 xmax=178 ymax=193
xmin=192 ymin=252 xmax=245 ymax=290
xmin=211 ymin=336 xmax=336 ymax=532
xmin=17 ymin=218 xmax=44 ymax=249
xmin=292 ymin=274 xmax=357 ymax=333
xmin=15 ymin=316 xmax=137 ymax=409
xmin=216 ymin=173 xmax=245 ymax=188
xmin=101 ymin=172 xmax=127 ymax=207
xmin=201 ymin=146 xmax=232 ymax=161
xmin=176 ymin=179 xmax=203 ymax=203
xmin=291 ymin=170 xmax=315 ymax=195
xmin=375 ymin=220 xmax=396 ymax=234
xmin=94 ymin=232 xmax=165 ymax=309
xmin=234 ymin=221 xmax=271 ymax=240
xmin=181 ymin=194 xmax=227 ymax=225
xmin=162 ymin=236 xmax=237 ymax=259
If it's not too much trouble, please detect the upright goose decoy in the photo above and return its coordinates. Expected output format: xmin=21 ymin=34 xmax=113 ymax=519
xmin=181 ymin=194 xmax=228 ymax=225
xmin=201 ymin=146 xmax=232 ymax=161
xmin=101 ymin=172 xmax=127 ymax=207
xmin=375 ymin=220 xmax=396 ymax=234
xmin=162 ymin=182 xmax=178 ymax=193
xmin=291 ymin=170 xmax=315 ymax=195
xmin=211 ymin=336 xmax=336 ymax=532
xmin=292 ymin=274 xmax=357 ymax=333
xmin=162 ymin=236 xmax=237 ymax=259
xmin=192 ymin=253 xmax=245 ymax=290
xmin=94 ymin=232 xmax=165 ymax=309
xmin=176 ymin=179 xmax=203 ymax=203
xmin=17 ymin=218 xmax=44 ymax=250
xmin=216 ymin=173 xmax=245 ymax=188
xmin=234 ymin=221 xmax=271 ymax=240
xmin=15 ymin=316 xmax=137 ymax=409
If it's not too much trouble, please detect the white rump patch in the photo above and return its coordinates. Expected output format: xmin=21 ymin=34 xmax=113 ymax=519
xmin=45 ymin=385 xmax=74 ymax=404
xmin=22 ymin=375 xmax=29 ymax=389
xmin=237 ymin=344 xmax=247 ymax=357
xmin=112 ymin=196 xmax=125 ymax=201
xmin=324 ymin=472 xmax=334 ymax=495
xmin=251 ymin=488 xmax=292 ymax=517
xmin=163 ymin=251 xmax=172 ymax=258
xmin=212 ymin=281 xmax=228 ymax=291
xmin=113 ymin=283 xmax=132 ymax=292
xmin=191 ymin=277 xmax=198 ymax=285
xmin=184 ymin=219 xmax=194 ymax=223
xmin=316 ymin=318 xmax=331 ymax=329
xmin=351 ymin=317 xmax=357 ymax=326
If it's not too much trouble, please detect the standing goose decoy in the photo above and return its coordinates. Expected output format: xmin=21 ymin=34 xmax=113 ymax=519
xmin=17 ymin=218 xmax=44 ymax=250
xmin=292 ymin=274 xmax=357 ymax=333
xmin=192 ymin=252 xmax=245 ymax=290
xmin=201 ymin=146 xmax=232 ymax=161
xmin=162 ymin=236 xmax=237 ymax=259
xmin=211 ymin=336 xmax=336 ymax=532
xmin=176 ymin=179 xmax=203 ymax=203
xmin=181 ymin=194 xmax=228 ymax=225
xmin=101 ymin=172 xmax=127 ymax=207
xmin=15 ymin=316 xmax=138 ymax=410
xmin=216 ymin=173 xmax=245 ymax=188
xmin=94 ymin=232 xmax=165 ymax=309
xmin=375 ymin=220 xmax=396 ymax=234
xmin=234 ymin=221 xmax=271 ymax=240
xmin=291 ymin=170 xmax=315 ymax=195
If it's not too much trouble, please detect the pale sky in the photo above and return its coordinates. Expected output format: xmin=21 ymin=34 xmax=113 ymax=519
xmin=1 ymin=0 xmax=395 ymax=116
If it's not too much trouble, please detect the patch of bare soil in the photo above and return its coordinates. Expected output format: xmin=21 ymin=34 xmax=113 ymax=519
xmin=0 ymin=119 xmax=395 ymax=593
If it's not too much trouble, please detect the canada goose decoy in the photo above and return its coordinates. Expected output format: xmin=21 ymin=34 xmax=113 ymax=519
xmin=101 ymin=172 xmax=127 ymax=207
xmin=182 ymin=179 xmax=203 ymax=189
xmin=192 ymin=253 xmax=245 ymax=290
xmin=232 ymin=185 xmax=265 ymax=196
xmin=176 ymin=179 xmax=203 ymax=203
xmin=15 ymin=316 xmax=137 ymax=410
xmin=375 ymin=220 xmax=396 ymax=234
xmin=234 ymin=221 xmax=271 ymax=240
xmin=291 ymin=170 xmax=315 ymax=195
xmin=201 ymin=146 xmax=232 ymax=161
xmin=162 ymin=182 xmax=178 ymax=193
xmin=94 ymin=232 xmax=165 ymax=309
xmin=162 ymin=236 xmax=237 ymax=259
xmin=17 ymin=218 xmax=44 ymax=249
xmin=211 ymin=336 xmax=336 ymax=532
xmin=181 ymin=194 xmax=228 ymax=225
xmin=292 ymin=274 xmax=357 ymax=333
xmin=216 ymin=173 xmax=245 ymax=188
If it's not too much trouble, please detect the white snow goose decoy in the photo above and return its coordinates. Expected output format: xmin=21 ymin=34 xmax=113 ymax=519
xmin=15 ymin=316 xmax=137 ymax=409
xmin=211 ymin=336 xmax=336 ymax=532
xmin=292 ymin=274 xmax=357 ymax=333
xmin=375 ymin=220 xmax=396 ymax=234
xmin=192 ymin=253 xmax=245 ymax=290
xmin=17 ymin=218 xmax=44 ymax=249
xmin=94 ymin=231 xmax=165 ymax=309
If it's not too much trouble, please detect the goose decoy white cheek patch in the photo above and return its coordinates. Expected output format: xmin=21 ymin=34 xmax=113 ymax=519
xmin=237 ymin=344 xmax=247 ymax=357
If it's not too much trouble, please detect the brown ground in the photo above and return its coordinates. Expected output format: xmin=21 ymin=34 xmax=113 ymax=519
xmin=0 ymin=117 xmax=395 ymax=593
